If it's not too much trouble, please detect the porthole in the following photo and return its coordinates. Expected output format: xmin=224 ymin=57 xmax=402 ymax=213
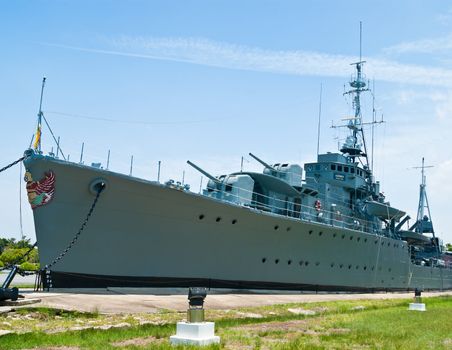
xmin=364 ymin=238 xmax=368 ymax=243
xmin=381 ymin=241 xmax=385 ymax=246
xmin=288 ymin=260 xmax=292 ymax=265
xmin=339 ymin=264 xmax=344 ymax=269
xmin=305 ymin=261 xmax=309 ymax=266
xmin=275 ymin=259 xmax=279 ymax=264
xmin=348 ymin=265 xmax=352 ymax=269
xmin=274 ymin=225 xmax=279 ymax=230
xmin=262 ymin=258 xmax=267 ymax=263
xmin=299 ymin=260 xmax=304 ymax=266
xmin=309 ymin=230 xmax=313 ymax=235
xmin=356 ymin=265 xmax=359 ymax=270
xmin=387 ymin=242 xmax=390 ymax=247
xmin=232 ymin=219 xmax=237 ymax=224
xmin=198 ymin=214 xmax=205 ymax=220
xmin=333 ymin=233 xmax=337 ymax=238
xmin=342 ymin=234 xmax=345 ymax=239
xmin=315 ymin=262 xmax=320 ymax=266
xmin=388 ymin=268 xmax=392 ymax=272
xmin=350 ymin=236 xmax=353 ymax=241
xmin=357 ymin=237 xmax=361 ymax=242
xmin=371 ymin=266 xmax=375 ymax=271
xmin=330 ymin=263 xmax=335 ymax=267
xmin=319 ymin=231 xmax=323 ymax=236
xmin=364 ymin=266 xmax=367 ymax=270
xmin=375 ymin=240 xmax=378 ymax=244
xmin=216 ymin=217 xmax=222 ymax=222
xmin=286 ymin=227 xmax=291 ymax=231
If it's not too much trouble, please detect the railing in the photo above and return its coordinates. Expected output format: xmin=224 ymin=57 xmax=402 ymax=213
xmin=201 ymin=185 xmax=385 ymax=236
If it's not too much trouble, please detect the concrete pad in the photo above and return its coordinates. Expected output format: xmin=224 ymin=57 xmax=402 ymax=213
xmin=0 ymin=307 xmax=13 ymax=315
xmin=0 ymin=298 xmax=41 ymax=307
xmin=18 ymin=289 xmax=452 ymax=314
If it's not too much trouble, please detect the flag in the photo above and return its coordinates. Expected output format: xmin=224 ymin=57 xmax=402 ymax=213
xmin=33 ymin=125 xmax=41 ymax=150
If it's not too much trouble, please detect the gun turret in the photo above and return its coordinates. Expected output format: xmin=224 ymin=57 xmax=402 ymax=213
xmin=248 ymin=153 xmax=276 ymax=171
xmin=187 ymin=160 xmax=221 ymax=184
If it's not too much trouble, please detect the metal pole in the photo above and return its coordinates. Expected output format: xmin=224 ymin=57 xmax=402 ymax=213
xmin=130 ymin=155 xmax=134 ymax=176
xmin=316 ymin=83 xmax=323 ymax=157
xmin=182 ymin=170 xmax=185 ymax=185
xmin=19 ymin=163 xmax=24 ymax=240
xmin=371 ymin=79 xmax=375 ymax=172
xmin=56 ymin=136 xmax=60 ymax=158
xmin=157 ymin=161 xmax=161 ymax=182
xmin=106 ymin=150 xmax=110 ymax=170
xmin=199 ymin=176 xmax=203 ymax=194
xmin=79 ymin=142 xmax=84 ymax=164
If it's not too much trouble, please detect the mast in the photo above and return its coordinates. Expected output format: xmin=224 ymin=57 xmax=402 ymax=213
xmin=316 ymin=83 xmax=323 ymax=157
xmin=341 ymin=22 xmax=369 ymax=165
xmin=413 ymin=157 xmax=434 ymax=234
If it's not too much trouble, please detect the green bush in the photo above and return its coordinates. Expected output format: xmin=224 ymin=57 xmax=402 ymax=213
xmin=19 ymin=262 xmax=39 ymax=271
xmin=0 ymin=260 xmax=4 ymax=268
xmin=0 ymin=248 xmax=29 ymax=265
xmin=27 ymin=248 xmax=39 ymax=263
xmin=0 ymin=247 xmax=39 ymax=265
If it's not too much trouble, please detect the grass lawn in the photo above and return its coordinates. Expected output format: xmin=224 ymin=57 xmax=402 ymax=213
xmin=0 ymin=296 xmax=450 ymax=349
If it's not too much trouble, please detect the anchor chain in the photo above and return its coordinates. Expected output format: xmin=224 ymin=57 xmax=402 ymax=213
xmin=43 ymin=182 xmax=105 ymax=288
xmin=0 ymin=156 xmax=27 ymax=174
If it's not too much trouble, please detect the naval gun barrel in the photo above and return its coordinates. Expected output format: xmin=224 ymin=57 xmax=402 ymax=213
xmin=187 ymin=160 xmax=221 ymax=184
xmin=248 ymin=153 xmax=275 ymax=171
xmin=395 ymin=215 xmax=411 ymax=232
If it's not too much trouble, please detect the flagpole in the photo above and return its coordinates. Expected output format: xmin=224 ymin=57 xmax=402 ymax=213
xmin=34 ymin=77 xmax=46 ymax=152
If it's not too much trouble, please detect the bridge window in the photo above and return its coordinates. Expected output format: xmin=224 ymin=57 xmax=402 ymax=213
xmin=344 ymin=166 xmax=349 ymax=173
xmin=338 ymin=165 xmax=343 ymax=171
xmin=351 ymin=168 xmax=355 ymax=174
xmin=331 ymin=164 xmax=336 ymax=170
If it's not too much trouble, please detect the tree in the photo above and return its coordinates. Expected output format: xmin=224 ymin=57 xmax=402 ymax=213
xmin=447 ymin=243 xmax=452 ymax=252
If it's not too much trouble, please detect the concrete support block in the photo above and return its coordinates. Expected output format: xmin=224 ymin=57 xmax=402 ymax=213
xmin=408 ymin=303 xmax=426 ymax=311
xmin=170 ymin=321 xmax=220 ymax=346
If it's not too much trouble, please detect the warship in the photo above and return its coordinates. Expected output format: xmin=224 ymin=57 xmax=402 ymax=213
xmin=23 ymin=55 xmax=452 ymax=291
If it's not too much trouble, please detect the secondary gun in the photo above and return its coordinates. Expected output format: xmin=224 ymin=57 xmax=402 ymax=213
xmin=248 ymin=153 xmax=276 ymax=171
xmin=187 ymin=160 xmax=221 ymax=184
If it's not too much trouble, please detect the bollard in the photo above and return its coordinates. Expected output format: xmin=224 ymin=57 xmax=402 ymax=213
xmin=408 ymin=288 xmax=426 ymax=311
xmin=170 ymin=287 xmax=220 ymax=346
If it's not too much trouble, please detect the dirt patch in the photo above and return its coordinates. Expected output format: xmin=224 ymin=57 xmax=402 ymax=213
xmin=234 ymin=319 xmax=310 ymax=332
xmin=111 ymin=336 xmax=160 ymax=347
xmin=233 ymin=320 xmax=350 ymax=337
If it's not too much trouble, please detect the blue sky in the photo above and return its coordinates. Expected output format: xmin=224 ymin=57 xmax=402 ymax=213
xmin=1 ymin=1 xmax=452 ymax=244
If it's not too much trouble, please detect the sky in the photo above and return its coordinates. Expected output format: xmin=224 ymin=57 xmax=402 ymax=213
xmin=1 ymin=1 xmax=452 ymax=244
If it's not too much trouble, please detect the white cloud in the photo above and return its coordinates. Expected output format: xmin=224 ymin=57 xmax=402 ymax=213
xmin=384 ymin=33 xmax=452 ymax=54
xmin=43 ymin=36 xmax=452 ymax=88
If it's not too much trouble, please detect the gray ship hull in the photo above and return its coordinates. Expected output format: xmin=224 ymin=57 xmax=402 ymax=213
xmin=25 ymin=154 xmax=452 ymax=291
